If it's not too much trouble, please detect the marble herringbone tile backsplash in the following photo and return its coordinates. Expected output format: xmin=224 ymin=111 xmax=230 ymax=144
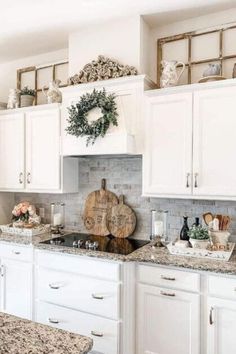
xmin=14 ymin=157 xmax=236 ymax=241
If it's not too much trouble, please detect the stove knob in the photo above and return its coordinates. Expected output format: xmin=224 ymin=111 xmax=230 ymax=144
xmin=89 ymin=242 xmax=95 ymax=250
xmin=78 ymin=240 xmax=84 ymax=248
xmin=93 ymin=241 xmax=99 ymax=250
xmin=72 ymin=241 xmax=78 ymax=248
xmin=50 ymin=240 xmax=55 ymax=245
xmin=85 ymin=240 xmax=91 ymax=249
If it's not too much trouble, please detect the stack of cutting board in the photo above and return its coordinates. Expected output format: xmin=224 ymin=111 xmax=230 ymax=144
xmin=83 ymin=179 xmax=136 ymax=238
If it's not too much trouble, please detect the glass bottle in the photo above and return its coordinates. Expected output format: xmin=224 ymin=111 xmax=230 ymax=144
xmin=192 ymin=217 xmax=200 ymax=227
xmin=180 ymin=216 xmax=189 ymax=241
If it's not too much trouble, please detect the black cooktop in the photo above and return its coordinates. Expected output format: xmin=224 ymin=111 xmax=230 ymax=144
xmin=40 ymin=232 xmax=149 ymax=256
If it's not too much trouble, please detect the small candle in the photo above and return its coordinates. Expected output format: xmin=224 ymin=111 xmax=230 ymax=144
xmin=53 ymin=213 xmax=62 ymax=226
xmin=154 ymin=221 xmax=164 ymax=236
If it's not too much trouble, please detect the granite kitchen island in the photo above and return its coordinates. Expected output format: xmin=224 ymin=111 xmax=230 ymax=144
xmin=0 ymin=312 xmax=93 ymax=354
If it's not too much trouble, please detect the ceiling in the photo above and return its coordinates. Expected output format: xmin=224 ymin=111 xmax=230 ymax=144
xmin=1 ymin=0 xmax=236 ymax=63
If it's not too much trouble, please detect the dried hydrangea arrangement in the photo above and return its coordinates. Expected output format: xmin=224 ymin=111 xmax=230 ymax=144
xmin=68 ymin=55 xmax=138 ymax=85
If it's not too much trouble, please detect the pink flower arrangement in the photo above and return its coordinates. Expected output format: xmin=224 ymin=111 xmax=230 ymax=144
xmin=12 ymin=202 xmax=36 ymax=222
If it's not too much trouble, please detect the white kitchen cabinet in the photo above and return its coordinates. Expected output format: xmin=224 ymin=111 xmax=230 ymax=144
xmin=143 ymin=81 xmax=236 ymax=200
xmin=25 ymin=108 xmax=61 ymax=191
xmin=193 ymin=86 xmax=236 ymax=198
xmin=34 ymin=250 xmax=135 ymax=354
xmin=137 ymin=283 xmax=200 ymax=354
xmin=143 ymin=92 xmax=193 ymax=197
xmin=207 ymin=296 xmax=236 ymax=354
xmin=0 ymin=243 xmax=33 ymax=320
xmin=0 ymin=113 xmax=25 ymax=190
xmin=0 ymin=105 xmax=78 ymax=193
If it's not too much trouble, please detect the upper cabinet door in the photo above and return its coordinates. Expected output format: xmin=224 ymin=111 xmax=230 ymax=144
xmin=25 ymin=108 xmax=61 ymax=191
xmin=193 ymin=87 xmax=236 ymax=198
xmin=143 ymin=92 xmax=193 ymax=197
xmin=0 ymin=113 xmax=25 ymax=190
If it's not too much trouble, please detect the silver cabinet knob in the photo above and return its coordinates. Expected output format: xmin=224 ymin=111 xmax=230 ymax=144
xmin=194 ymin=173 xmax=198 ymax=188
xmin=161 ymin=275 xmax=176 ymax=281
xmin=27 ymin=172 xmax=31 ymax=184
xmin=91 ymin=330 xmax=104 ymax=337
xmin=186 ymin=173 xmax=190 ymax=188
xmin=160 ymin=290 xmax=176 ymax=297
xmin=48 ymin=318 xmax=59 ymax=324
xmin=209 ymin=307 xmax=214 ymax=325
xmin=92 ymin=293 xmax=104 ymax=300
xmin=19 ymin=172 xmax=23 ymax=184
xmin=49 ymin=283 xmax=60 ymax=290
xmin=13 ymin=251 xmax=21 ymax=255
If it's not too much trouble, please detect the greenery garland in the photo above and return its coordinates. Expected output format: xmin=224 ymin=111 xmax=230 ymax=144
xmin=66 ymin=88 xmax=118 ymax=145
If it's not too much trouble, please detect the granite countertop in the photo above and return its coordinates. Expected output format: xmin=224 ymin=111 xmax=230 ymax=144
xmin=127 ymin=243 xmax=236 ymax=275
xmin=1 ymin=231 xmax=236 ymax=275
xmin=0 ymin=312 xmax=93 ymax=354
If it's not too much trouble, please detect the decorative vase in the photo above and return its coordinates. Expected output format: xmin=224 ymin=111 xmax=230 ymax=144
xmin=160 ymin=60 xmax=185 ymax=88
xmin=180 ymin=216 xmax=189 ymax=241
xmin=190 ymin=238 xmax=209 ymax=249
xmin=43 ymin=79 xmax=62 ymax=104
xmin=20 ymin=94 xmax=34 ymax=107
xmin=7 ymin=89 xmax=20 ymax=109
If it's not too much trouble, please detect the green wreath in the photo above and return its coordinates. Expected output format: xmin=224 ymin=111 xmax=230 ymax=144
xmin=66 ymin=88 xmax=118 ymax=146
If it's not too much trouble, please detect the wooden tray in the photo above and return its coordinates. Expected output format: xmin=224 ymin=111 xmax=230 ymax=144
xmin=167 ymin=242 xmax=235 ymax=261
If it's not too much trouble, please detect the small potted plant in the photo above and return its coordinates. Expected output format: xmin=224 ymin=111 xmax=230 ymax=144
xmin=20 ymin=86 xmax=35 ymax=107
xmin=188 ymin=225 xmax=210 ymax=249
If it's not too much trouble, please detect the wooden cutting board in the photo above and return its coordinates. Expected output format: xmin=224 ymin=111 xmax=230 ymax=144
xmin=106 ymin=195 xmax=136 ymax=238
xmin=83 ymin=179 xmax=118 ymax=236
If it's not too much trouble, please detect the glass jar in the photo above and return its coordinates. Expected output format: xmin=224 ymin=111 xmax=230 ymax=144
xmin=50 ymin=202 xmax=65 ymax=233
xmin=150 ymin=210 xmax=168 ymax=241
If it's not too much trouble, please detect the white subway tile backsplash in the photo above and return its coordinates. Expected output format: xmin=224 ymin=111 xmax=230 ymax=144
xmin=13 ymin=157 xmax=236 ymax=240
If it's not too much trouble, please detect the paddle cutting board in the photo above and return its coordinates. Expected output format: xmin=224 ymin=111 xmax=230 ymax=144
xmin=107 ymin=195 xmax=136 ymax=238
xmin=83 ymin=179 xmax=118 ymax=236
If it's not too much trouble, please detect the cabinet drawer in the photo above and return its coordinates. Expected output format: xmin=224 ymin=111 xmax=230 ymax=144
xmin=36 ymin=267 xmax=120 ymax=320
xmin=208 ymin=275 xmax=236 ymax=300
xmin=0 ymin=242 xmax=33 ymax=262
xmin=36 ymin=250 xmax=120 ymax=281
xmin=36 ymin=301 xmax=119 ymax=354
xmin=138 ymin=264 xmax=200 ymax=292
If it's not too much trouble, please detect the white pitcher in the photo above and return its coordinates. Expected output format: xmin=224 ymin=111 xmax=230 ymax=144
xmin=42 ymin=79 xmax=62 ymax=104
xmin=160 ymin=60 xmax=185 ymax=88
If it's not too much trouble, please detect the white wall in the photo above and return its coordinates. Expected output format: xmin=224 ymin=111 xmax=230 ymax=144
xmin=0 ymin=48 xmax=68 ymax=102
xmin=149 ymin=7 xmax=236 ymax=82
xmin=69 ymin=16 xmax=142 ymax=76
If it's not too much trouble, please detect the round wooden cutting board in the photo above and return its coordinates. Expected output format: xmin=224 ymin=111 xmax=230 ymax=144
xmin=106 ymin=195 xmax=136 ymax=238
xmin=83 ymin=179 xmax=118 ymax=236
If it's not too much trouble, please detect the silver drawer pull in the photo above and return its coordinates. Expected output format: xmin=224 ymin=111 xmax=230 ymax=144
xmin=209 ymin=307 xmax=214 ymax=325
xmin=91 ymin=330 xmax=104 ymax=337
xmin=13 ymin=251 xmax=21 ymax=255
xmin=160 ymin=290 xmax=176 ymax=297
xmin=48 ymin=318 xmax=59 ymax=324
xmin=92 ymin=294 xmax=104 ymax=300
xmin=161 ymin=275 xmax=176 ymax=281
xmin=49 ymin=283 xmax=60 ymax=289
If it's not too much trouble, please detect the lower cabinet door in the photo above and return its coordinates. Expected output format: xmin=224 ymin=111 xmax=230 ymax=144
xmin=207 ymin=296 xmax=236 ymax=354
xmin=36 ymin=301 xmax=119 ymax=354
xmin=137 ymin=284 xmax=200 ymax=354
xmin=0 ymin=259 xmax=32 ymax=320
